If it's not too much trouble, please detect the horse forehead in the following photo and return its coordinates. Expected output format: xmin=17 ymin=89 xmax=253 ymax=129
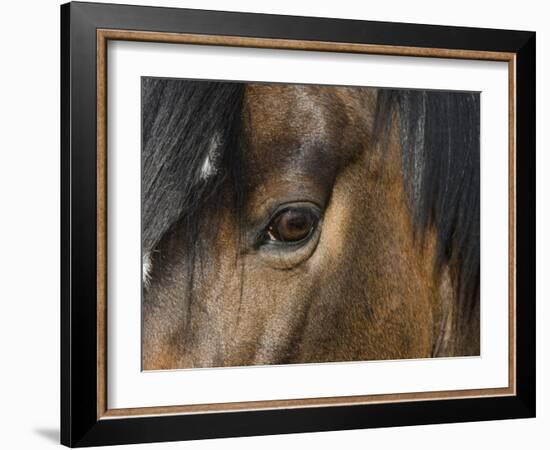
xmin=242 ymin=84 xmax=376 ymax=171
xmin=244 ymin=84 xmax=338 ymax=147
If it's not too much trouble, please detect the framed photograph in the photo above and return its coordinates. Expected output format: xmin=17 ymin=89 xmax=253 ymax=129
xmin=60 ymin=1 xmax=535 ymax=447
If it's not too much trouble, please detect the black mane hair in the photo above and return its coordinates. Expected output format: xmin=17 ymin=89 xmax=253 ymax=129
xmin=386 ymin=90 xmax=480 ymax=318
xmin=142 ymin=79 xmax=479 ymax=318
xmin=142 ymin=77 xmax=245 ymax=263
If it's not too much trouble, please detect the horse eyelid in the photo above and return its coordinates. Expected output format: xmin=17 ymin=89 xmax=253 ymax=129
xmin=258 ymin=208 xmax=320 ymax=247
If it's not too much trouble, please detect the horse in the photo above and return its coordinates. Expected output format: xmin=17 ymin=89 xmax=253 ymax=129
xmin=141 ymin=77 xmax=480 ymax=370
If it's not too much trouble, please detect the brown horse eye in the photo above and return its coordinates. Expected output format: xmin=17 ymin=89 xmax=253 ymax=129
xmin=266 ymin=208 xmax=317 ymax=243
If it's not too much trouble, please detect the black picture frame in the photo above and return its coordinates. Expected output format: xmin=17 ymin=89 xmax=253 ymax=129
xmin=61 ymin=1 xmax=535 ymax=447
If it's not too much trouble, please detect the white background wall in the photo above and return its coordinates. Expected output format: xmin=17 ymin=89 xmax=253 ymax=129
xmin=0 ymin=0 xmax=546 ymax=448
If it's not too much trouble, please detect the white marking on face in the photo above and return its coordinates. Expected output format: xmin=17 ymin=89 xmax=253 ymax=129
xmin=142 ymin=252 xmax=152 ymax=289
xmin=200 ymin=132 xmax=221 ymax=180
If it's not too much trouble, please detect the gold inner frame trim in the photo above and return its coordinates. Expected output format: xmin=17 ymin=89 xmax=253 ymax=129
xmin=96 ymin=28 xmax=517 ymax=420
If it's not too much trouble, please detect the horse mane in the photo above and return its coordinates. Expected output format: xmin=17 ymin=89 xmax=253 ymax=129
xmin=377 ymin=89 xmax=480 ymax=318
xmin=141 ymin=77 xmax=246 ymax=263
xmin=142 ymin=78 xmax=480 ymax=319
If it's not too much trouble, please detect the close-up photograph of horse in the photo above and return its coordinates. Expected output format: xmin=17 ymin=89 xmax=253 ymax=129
xmin=141 ymin=77 xmax=480 ymax=371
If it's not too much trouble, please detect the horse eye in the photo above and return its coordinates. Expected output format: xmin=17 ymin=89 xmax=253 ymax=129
xmin=265 ymin=208 xmax=318 ymax=243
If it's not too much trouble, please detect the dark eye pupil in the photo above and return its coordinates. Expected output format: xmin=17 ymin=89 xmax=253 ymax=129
xmin=267 ymin=209 xmax=316 ymax=242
